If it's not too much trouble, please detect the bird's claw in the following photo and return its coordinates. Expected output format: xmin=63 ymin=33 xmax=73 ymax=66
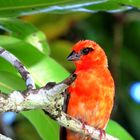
xmin=98 ymin=129 xmax=106 ymax=140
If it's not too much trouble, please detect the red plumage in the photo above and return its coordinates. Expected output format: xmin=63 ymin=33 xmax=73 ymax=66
xmin=65 ymin=40 xmax=115 ymax=140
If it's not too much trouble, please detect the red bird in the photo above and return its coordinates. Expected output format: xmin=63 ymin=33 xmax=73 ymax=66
xmin=61 ymin=40 xmax=115 ymax=140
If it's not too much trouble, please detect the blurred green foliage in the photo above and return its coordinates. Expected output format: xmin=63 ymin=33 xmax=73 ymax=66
xmin=0 ymin=0 xmax=136 ymax=17
xmin=23 ymin=12 xmax=140 ymax=140
xmin=0 ymin=0 xmax=140 ymax=140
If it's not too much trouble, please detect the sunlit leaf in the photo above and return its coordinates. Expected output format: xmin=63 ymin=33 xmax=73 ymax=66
xmin=0 ymin=18 xmax=50 ymax=55
xmin=22 ymin=110 xmax=59 ymax=140
xmin=0 ymin=71 xmax=59 ymax=140
xmin=0 ymin=0 xmax=133 ymax=17
xmin=0 ymin=35 xmax=69 ymax=140
xmin=50 ymin=40 xmax=74 ymax=71
xmin=106 ymin=120 xmax=134 ymax=140
xmin=0 ymin=71 xmax=25 ymax=93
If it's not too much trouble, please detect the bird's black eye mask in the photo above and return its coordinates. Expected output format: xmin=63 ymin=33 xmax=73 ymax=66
xmin=81 ymin=47 xmax=94 ymax=55
xmin=67 ymin=47 xmax=94 ymax=61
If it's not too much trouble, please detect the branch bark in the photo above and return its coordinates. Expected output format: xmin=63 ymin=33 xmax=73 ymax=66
xmin=0 ymin=81 xmax=118 ymax=140
xmin=0 ymin=47 xmax=35 ymax=89
xmin=0 ymin=134 xmax=12 ymax=140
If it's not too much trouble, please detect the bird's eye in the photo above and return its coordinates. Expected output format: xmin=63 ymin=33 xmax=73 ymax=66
xmin=81 ymin=47 xmax=94 ymax=55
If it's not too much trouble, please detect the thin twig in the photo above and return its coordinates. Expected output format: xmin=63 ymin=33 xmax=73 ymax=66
xmin=0 ymin=134 xmax=12 ymax=140
xmin=0 ymin=47 xmax=35 ymax=89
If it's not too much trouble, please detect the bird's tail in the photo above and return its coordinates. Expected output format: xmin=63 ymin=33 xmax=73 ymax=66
xmin=66 ymin=130 xmax=92 ymax=140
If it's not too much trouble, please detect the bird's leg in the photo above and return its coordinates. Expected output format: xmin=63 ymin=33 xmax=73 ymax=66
xmin=98 ymin=129 xmax=106 ymax=140
xmin=77 ymin=118 xmax=91 ymax=140
xmin=77 ymin=118 xmax=87 ymax=129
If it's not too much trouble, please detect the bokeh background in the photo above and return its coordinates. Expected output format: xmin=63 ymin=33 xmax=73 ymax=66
xmin=0 ymin=4 xmax=140 ymax=140
xmin=23 ymin=11 xmax=140 ymax=139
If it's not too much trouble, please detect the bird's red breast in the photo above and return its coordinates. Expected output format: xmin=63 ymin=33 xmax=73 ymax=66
xmin=65 ymin=40 xmax=115 ymax=140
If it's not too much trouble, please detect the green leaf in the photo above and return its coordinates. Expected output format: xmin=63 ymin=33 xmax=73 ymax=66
xmin=50 ymin=40 xmax=74 ymax=71
xmin=0 ymin=35 xmax=45 ymax=68
xmin=0 ymin=35 xmax=69 ymax=84
xmin=0 ymin=18 xmax=50 ymax=55
xmin=106 ymin=120 xmax=134 ymax=140
xmin=29 ymin=56 xmax=69 ymax=85
xmin=0 ymin=71 xmax=25 ymax=93
xmin=22 ymin=55 xmax=69 ymax=140
xmin=0 ymin=71 xmax=60 ymax=140
xmin=0 ymin=35 xmax=69 ymax=140
xmin=0 ymin=0 xmax=133 ymax=17
xmin=22 ymin=110 xmax=59 ymax=140
xmin=117 ymin=0 xmax=140 ymax=8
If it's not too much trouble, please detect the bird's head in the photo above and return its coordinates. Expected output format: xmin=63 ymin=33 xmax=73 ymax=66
xmin=67 ymin=40 xmax=108 ymax=70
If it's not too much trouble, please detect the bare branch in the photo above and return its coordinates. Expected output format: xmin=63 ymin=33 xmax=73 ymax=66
xmin=0 ymin=47 xmax=35 ymax=89
xmin=0 ymin=75 xmax=118 ymax=140
xmin=0 ymin=134 xmax=12 ymax=140
xmin=57 ymin=112 xmax=118 ymax=140
xmin=0 ymin=74 xmax=76 ymax=112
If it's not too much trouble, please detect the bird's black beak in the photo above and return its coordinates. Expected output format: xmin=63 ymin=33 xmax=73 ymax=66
xmin=67 ymin=51 xmax=81 ymax=61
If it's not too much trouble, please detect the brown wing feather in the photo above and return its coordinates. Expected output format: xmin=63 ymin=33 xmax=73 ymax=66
xmin=60 ymin=90 xmax=70 ymax=140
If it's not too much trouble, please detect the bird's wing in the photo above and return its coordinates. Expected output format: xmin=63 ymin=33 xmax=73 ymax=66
xmin=60 ymin=90 xmax=70 ymax=140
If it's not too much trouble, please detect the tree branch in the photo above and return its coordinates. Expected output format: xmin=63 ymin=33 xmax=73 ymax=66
xmin=0 ymin=74 xmax=76 ymax=112
xmin=57 ymin=112 xmax=118 ymax=140
xmin=0 ymin=48 xmax=119 ymax=140
xmin=0 ymin=47 xmax=35 ymax=89
xmin=0 ymin=134 xmax=12 ymax=140
xmin=0 ymin=81 xmax=118 ymax=140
